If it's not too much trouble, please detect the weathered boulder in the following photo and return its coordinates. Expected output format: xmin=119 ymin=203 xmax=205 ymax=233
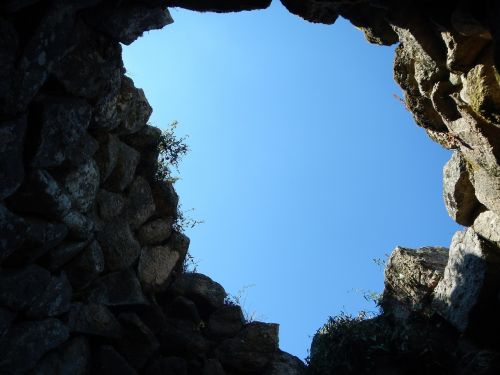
xmin=470 ymin=167 xmax=500 ymax=216
xmin=94 ymin=134 xmax=121 ymax=182
xmin=0 ymin=265 xmax=51 ymax=311
xmin=159 ymin=318 xmax=211 ymax=357
xmin=31 ymin=97 xmax=92 ymax=168
xmin=51 ymin=21 xmax=123 ymax=100
xmin=105 ymin=139 xmax=140 ymax=192
xmin=26 ymin=273 xmax=72 ymax=318
xmin=473 ymin=210 xmax=500 ymax=248
xmin=7 ymin=169 xmax=72 ymax=219
xmin=264 ymin=351 xmax=306 ymax=375
xmin=67 ymin=303 xmax=123 ymax=338
xmin=115 ymin=76 xmax=152 ymax=134
xmin=114 ymin=313 xmax=160 ymax=370
xmin=207 ymin=304 xmax=245 ymax=339
xmin=61 ymin=210 xmax=95 ymax=240
xmin=169 ymin=273 xmax=226 ymax=315
xmin=167 ymin=296 xmax=202 ymax=325
xmin=64 ymin=240 xmax=104 ymax=290
xmin=138 ymin=218 xmax=173 ymax=245
xmin=62 ymin=159 xmax=100 ymax=213
xmin=97 ymin=218 xmax=141 ymax=271
xmin=0 ymin=204 xmax=29 ymax=261
xmin=0 ymin=117 xmax=26 ymax=199
xmin=433 ymin=229 xmax=500 ymax=332
xmin=145 ymin=357 xmax=188 ymax=375
xmin=443 ymin=151 xmax=482 ymax=225
xmin=0 ymin=319 xmax=69 ymax=374
xmin=46 ymin=240 xmax=90 ymax=270
xmin=7 ymin=219 xmax=68 ymax=265
xmin=32 ymin=336 xmax=90 ymax=375
xmin=138 ymin=245 xmax=180 ymax=292
xmin=152 ymin=181 xmax=179 ymax=218
xmin=382 ymin=246 xmax=449 ymax=321
xmin=96 ymin=189 xmax=126 ymax=220
xmin=216 ymin=322 xmax=279 ymax=373
xmin=0 ymin=307 xmax=15 ymax=339
xmin=86 ymin=268 xmax=147 ymax=306
xmin=87 ymin=5 xmax=173 ymax=46
xmin=93 ymin=345 xmax=138 ymax=375
xmin=127 ymin=176 xmax=156 ymax=230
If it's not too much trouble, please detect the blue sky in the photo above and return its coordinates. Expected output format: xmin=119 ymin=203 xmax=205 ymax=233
xmin=123 ymin=1 xmax=460 ymax=360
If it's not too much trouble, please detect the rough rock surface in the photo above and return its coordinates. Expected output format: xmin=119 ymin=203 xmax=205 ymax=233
xmin=3 ymin=0 xmax=500 ymax=374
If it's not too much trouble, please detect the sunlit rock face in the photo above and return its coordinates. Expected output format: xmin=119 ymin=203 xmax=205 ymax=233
xmin=2 ymin=0 xmax=500 ymax=373
xmin=292 ymin=1 xmax=500 ymax=373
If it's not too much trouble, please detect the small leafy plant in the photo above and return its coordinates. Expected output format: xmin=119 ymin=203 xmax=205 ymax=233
xmin=156 ymin=120 xmax=189 ymax=183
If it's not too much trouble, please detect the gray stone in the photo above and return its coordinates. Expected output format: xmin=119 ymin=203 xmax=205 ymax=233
xmin=116 ymin=76 xmax=152 ymax=134
xmin=473 ymin=210 xmax=500 ymax=248
xmin=159 ymin=318 xmax=211 ymax=357
xmin=0 ymin=307 xmax=15 ymax=339
xmin=265 ymin=351 xmax=306 ymax=375
xmin=0 ymin=117 xmax=26 ymax=199
xmin=7 ymin=169 xmax=72 ymax=219
xmin=97 ymin=218 xmax=140 ymax=271
xmin=97 ymin=189 xmax=126 ymax=220
xmin=152 ymin=181 xmax=179 ymax=218
xmin=441 ymin=31 xmax=489 ymax=74
xmin=51 ymin=21 xmax=123 ymax=100
xmin=105 ymin=140 xmax=140 ymax=192
xmin=433 ymin=229 xmax=500 ymax=332
xmin=87 ymin=268 xmax=147 ymax=306
xmin=94 ymin=134 xmax=120 ymax=182
xmin=90 ymin=5 xmax=173 ymax=46
xmin=147 ymin=357 xmax=188 ymax=375
xmin=31 ymin=97 xmax=92 ymax=168
xmin=0 ymin=265 xmax=51 ymax=311
xmin=168 ymin=296 xmax=201 ymax=325
xmin=216 ymin=322 xmax=279 ymax=373
xmin=0 ymin=204 xmax=29 ymax=261
xmin=123 ymin=124 xmax=162 ymax=151
xmin=26 ymin=273 xmax=72 ymax=318
xmin=0 ymin=319 xmax=69 ymax=374
xmin=115 ymin=313 xmax=159 ymax=370
xmin=94 ymin=345 xmax=138 ymax=375
xmin=47 ymin=240 xmax=90 ymax=270
xmin=0 ymin=17 xmax=18 ymax=109
xmin=207 ymin=305 xmax=245 ymax=339
xmin=64 ymin=240 xmax=105 ymax=290
xmin=67 ymin=303 xmax=123 ymax=338
xmin=66 ymin=132 xmax=99 ymax=166
xmin=96 ymin=189 xmax=126 ymax=220
xmin=62 ymin=159 xmax=100 ymax=212
xmin=202 ymin=359 xmax=225 ymax=375
xmin=471 ymin=168 xmax=500 ymax=217
xmin=170 ymin=273 xmax=226 ymax=314
xmin=62 ymin=210 xmax=95 ymax=240
xmin=138 ymin=245 xmax=180 ymax=292
xmin=32 ymin=336 xmax=90 ymax=375
xmin=138 ymin=218 xmax=173 ymax=245
xmin=381 ymin=246 xmax=449 ymax=321
xmin=6 ymin=219 xmax=68 ymax=265
xmin=127 ymin=176 xmax=156 ymax=230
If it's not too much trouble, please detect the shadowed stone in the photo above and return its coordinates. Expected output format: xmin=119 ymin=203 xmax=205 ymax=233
xmin=97 ymin=218 xmax=140 ymax=271
xmin=64 ymin=240 xmax=104 ymax=290
xmin=94 ymin=345 xmax=138 ymax=375
xmin=67 ymin=303 xmax=123 ymax=338
xmin=87 ymin=269 xmax=147 ymax=306
xmin=26 ymin=273 xmax=72 ymax=318
xmin=138 ymin=218 xmax=173 ymax=245
xmin=0 ymin=319 xmax=69 ymax=374
xmin=32 ymin=336 xmax=90 ymax=375
xmin=0 ymin=117 xmax=26 ymax=199
xmin=62 ymin=159 xmax=100 ymax=213
xmin=138 ymin=245 xmax=180 ymax=292
xmin=127 ymin=176 xmax=156 ymax=230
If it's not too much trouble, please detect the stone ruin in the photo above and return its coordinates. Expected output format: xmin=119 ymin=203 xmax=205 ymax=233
xmin=1 ymin=0 xmax=500 ymax=374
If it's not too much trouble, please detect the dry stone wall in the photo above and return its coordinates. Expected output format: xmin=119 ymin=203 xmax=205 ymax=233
xmin=0 ymin=1 xmax=304 ymax=374
xmin=3 ymin=0 xmax=500 ymax=374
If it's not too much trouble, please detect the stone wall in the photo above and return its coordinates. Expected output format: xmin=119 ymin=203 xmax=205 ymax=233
xmin=0 ymin=1 xmax=304 ymax=374
xmin=2 ymin=0 xmax=500 ymax=374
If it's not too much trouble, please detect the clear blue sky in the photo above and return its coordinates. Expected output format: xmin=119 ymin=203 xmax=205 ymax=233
xmin=123 ymin=1 xmax=460 ymax=360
